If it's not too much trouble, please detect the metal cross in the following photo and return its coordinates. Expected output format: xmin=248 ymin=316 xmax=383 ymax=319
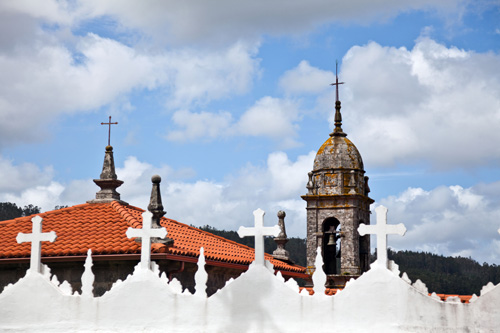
xmin=126 ymin=211 xmax=167 ymax=270
xmin=358 ymin=205 xmax=406 ymax=269
xmin=101 ymin=116 xmax=118 ymax=146
xmin=16 ymin=216 xmax=57 ymax=274
xmin=238 ymin=208 xmax=280 ymax=266
xmin=330 ymin=60 xmax=344 ymax=102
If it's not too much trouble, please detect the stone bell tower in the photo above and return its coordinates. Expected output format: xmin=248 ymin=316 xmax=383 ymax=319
xmin=301 ymin=67 xmax=373 ymax=286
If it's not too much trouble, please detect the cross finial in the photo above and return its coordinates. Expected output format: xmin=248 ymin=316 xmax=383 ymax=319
xmin=329 ymin=60 xmax=347 ymax=137
xmin=237 ymin=208 xmax=280 ymax=266
xmin=101 ymin=116 xmax=118 ymax=146
xmin=358 ymin=206 xmax=406 ymax=269
xmin=330 ymin=60 xmax=344 ymax=102
xmin=16 ymin=216 xmax=57 ymax=274
xmin=126 ymin=211 xmax=167 ymax=270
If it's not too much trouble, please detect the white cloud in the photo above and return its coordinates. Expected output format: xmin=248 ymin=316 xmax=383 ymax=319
xmin=3 ymin=182 xmax=65 ymax=211
xmin=0 ymin=157 xmax=54 ymax=193
xmin=74 ymin=0 xmax=466 ymax=46
xmin=167 ymin=110 xmax=234 ymax=142
xmin=279 ymin=60 xmax=335 ymax=95
xmin=0 ymin=30 xmax=259 ymax=147
xmin=167 ymin=97 xmax=302 ymax=148
xmin=377 ymin=183 xmax=500 ymax=264
xmin=0 ymin=157 xmax=67 ymax=210
xmin=0 ymin=155 xmax=195 ymax=212
xmin=338 ymin=37 xmax=500 ymax=169
xmin=0 ymin=1 xmax=74 ymax=25
xmin=165 ymin=150 xmax=316 ymax=235
xmin=0 ymin=33 xmax=164 ymax=146
xmin=236 ymin=97 xmax=301 ymax=146
xmin=165 ymin=41 xmax=260 ymax=108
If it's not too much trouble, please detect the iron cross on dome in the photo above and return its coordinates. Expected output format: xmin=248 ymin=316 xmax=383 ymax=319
xmin=101 ymin=116 xmax=118 ymax=146
xmin=330 ymin=60 xmax=344 ymax=102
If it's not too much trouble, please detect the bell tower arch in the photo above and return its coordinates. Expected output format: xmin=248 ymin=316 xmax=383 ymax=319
xmin=322 ymin=217 xmax=341 ymax=275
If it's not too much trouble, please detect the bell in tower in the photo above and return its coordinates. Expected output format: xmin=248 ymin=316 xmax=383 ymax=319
xmin=301 ymin=63 xmax=373 ymax=288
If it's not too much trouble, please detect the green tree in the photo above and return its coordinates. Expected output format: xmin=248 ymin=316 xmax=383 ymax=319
xmin=0 ymin=202 xmax=41 ymax=221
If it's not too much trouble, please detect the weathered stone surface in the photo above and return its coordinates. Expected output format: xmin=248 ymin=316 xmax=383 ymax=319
xmin=147 ymin=175 xmax=174 ymax=246
xmin=88 ymin=145 xmax=127 ymax=205
xmin=273 ymin=211 xmax=291 ymax=262
xmin=313 ymin=136 xmax=364 ymax=172
xmin=302 ymin=105 xmax=373 ymax=282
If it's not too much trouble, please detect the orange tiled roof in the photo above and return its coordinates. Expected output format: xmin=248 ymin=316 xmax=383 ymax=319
xmin=0 ymin=201 xmax=305 ymax=273
xmin=433 ymin=294 xmax=472 ymax=303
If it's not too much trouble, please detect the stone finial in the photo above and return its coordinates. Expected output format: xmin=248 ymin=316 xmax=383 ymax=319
xmin=147 ymin=175 xmax=174 ymax=246
xmin=100 ymin=146 xmax=118 ymax=179
xmin=148 ymin=175 xmax=165 ymax=227
xmin=364 ymin=176 xmax=371 ymax=196
xmin=272 ymin=210 xmax=292 ymax=263
xmin=306 ymin=172 xmax=315 ymax=195
xmin=276 ymin=210 xmax=287 ymax=239
xmin=330 ymin=101 xmax=347 ymax=137
xmin=88 ymin=145 xmax=128 ymax=205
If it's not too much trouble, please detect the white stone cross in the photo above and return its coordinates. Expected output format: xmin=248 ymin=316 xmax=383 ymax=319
xmin=16 ymin=215 xmax=57 ymax=274
xmin=358 ymin=205 xmax=406 ymax=269
xmin=126 ymin=211 xmax=167 ymax=270
xmin=238 ymin=208 xmax=280 ymax=266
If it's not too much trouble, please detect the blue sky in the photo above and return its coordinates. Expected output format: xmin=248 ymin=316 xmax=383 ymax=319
xmin=1 ymin=0 xmax=500 ymax=264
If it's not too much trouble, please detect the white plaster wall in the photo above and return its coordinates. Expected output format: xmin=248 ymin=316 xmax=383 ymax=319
xmin=1 ymin=261 xmax=499 ymax=332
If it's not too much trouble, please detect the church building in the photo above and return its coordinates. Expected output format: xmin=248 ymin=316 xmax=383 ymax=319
xmin=0 ymin=144 xmax=306 ymax=296
xmin=302 ymin=71 xmax=373 ymax=287
xmin=0 ymin=70 xmax=375 ymax=294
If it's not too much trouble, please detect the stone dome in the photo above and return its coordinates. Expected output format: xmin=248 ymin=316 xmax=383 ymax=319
xmin=313 ymin=135 xmax=364 ymax=171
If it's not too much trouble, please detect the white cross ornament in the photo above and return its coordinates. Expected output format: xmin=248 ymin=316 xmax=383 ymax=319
xmin=126 ymin=211 xmax=167 ymax=270
xmin=238 ymin=208 xmax=280 ymax=266
xmin=358 ymin=205 xmax=406 ymax=269
xmin=16 ymin=216 xmax=57 ymax=274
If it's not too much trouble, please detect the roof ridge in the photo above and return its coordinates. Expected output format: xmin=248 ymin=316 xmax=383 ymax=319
xmin=161 ymin=217 xmax=304 ymax=271
xmin=161 ymin=217 xmax=261 ymax=252
xmin=0 ymin=216 xmax=30 ymax=225
xmin=37 ymin=203 xmax=89 ymax=217
xmin=0 ymin=203 xmax=92 ymax=225
xmin=110 ymin=201 xmax=142 ymax=228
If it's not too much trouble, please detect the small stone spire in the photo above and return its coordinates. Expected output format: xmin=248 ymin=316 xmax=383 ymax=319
xmin=88 ymin=146 xmax=128 ymax=205
xmin=147 ymin=175 xmax=173 ymax=246
xmin=272 ymin=210 xmax=292 ymax=263
xmin=306 ymin=172 xmax=315 ymax=195
xmin=148 ymin=175 xmax=166 ymax=228
xmin=330 ymin=61 xmax=347 ymax=138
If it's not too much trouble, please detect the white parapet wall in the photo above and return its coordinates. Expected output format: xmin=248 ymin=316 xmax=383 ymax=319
xmin=0 ymin=252 xmax=499 ymax=332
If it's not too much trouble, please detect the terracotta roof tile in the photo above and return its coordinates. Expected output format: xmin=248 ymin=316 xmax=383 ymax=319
xmin=433 ymin=294 xmax=472 ymax=303
xmin=0 ymin=201 xmax=305 ymax=273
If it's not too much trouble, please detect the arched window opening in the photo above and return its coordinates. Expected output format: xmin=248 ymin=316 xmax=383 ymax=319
xmin=322 ymin=218 xmax=341 ymax=275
